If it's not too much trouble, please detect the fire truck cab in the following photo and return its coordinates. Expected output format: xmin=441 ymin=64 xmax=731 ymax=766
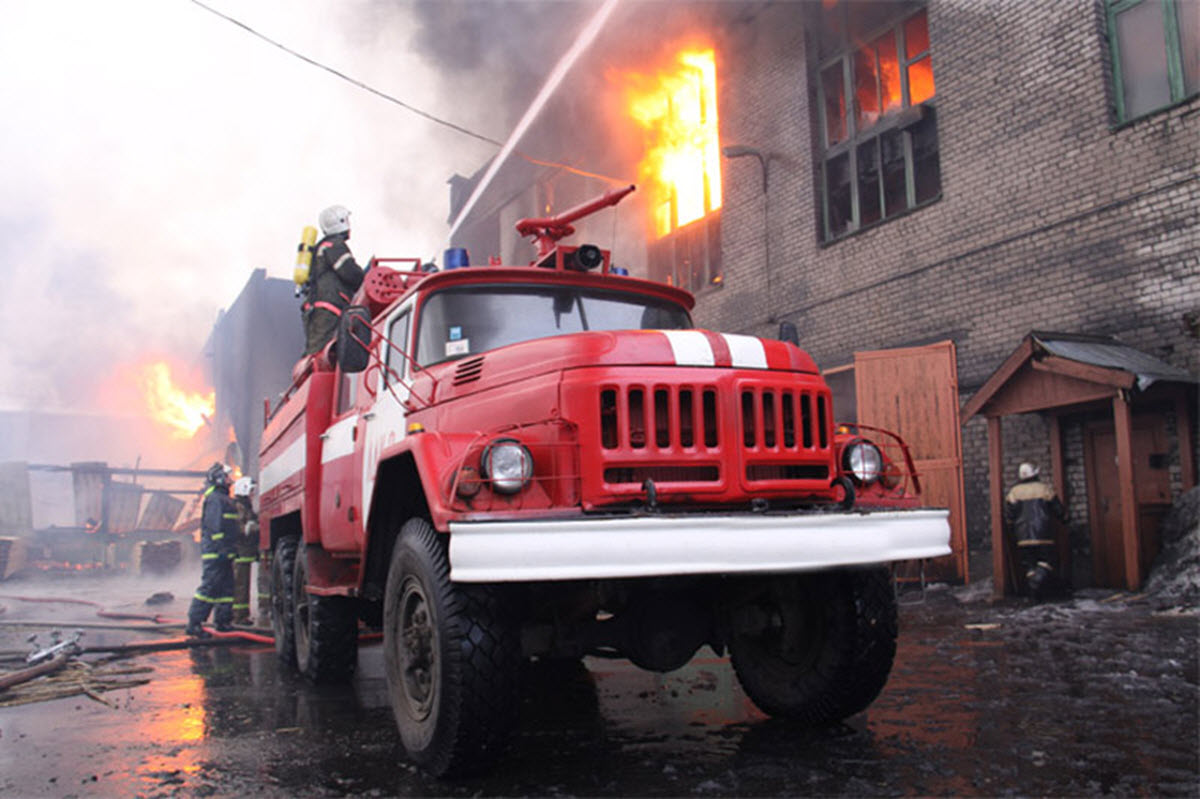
xmin=257 ymin=187 xmax=950 ymax=777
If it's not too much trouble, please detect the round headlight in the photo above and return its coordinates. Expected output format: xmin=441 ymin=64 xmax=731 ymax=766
xmin=844 ymin=441 xmax=883 ymax=484
xmin=481 ymin=439 xmax=533 ymax=494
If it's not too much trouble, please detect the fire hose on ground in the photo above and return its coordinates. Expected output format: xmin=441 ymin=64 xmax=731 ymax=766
xmin=0 ymin=592 xmax=276 ymax=674
xmin=0 ymin=592 xmax=380 ymax=693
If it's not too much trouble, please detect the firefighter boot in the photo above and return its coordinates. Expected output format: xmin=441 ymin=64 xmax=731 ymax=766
xmin=185 ymin=599 xmax=212 ymax=638
xmin=213 ymin=602 xmax=235 ymax=633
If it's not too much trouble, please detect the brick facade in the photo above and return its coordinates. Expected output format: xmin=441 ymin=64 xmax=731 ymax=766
xmin=446 ymin=0 xmax=1198 ymax=570
xmin=704 ymin=0 xmax=1199 ymax=558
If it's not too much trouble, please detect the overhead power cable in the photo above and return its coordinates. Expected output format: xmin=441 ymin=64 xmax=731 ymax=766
xmin=185 ymin=0 xmax=629 ymax=187
xmin=186 ymin=0 xmax=504 ymax=147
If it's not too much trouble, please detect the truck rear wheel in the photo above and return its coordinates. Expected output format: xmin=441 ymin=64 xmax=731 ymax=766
xmin=293 ymin=545 xmax=358 ymax=684
xmin=271 ymin=536 xmax=299 ymax=667
xmin=726 ymin=567 xmax=897 ymax=725
xmin=383 ymin=518 xmax=520 ymax=777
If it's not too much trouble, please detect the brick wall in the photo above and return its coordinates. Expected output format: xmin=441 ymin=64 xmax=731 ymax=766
xmin=704 ymin=0 xmax=1200 ymax=555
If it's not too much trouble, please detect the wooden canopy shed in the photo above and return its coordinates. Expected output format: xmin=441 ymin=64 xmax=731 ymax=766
xmin=963 ymin=332 xmax=1197 ymax=596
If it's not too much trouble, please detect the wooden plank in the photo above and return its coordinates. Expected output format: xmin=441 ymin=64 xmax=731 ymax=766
xmin=983 ymin=366 xmax=1117 ymax=417
xmin=1048 ymin=415 xmax=1070 ymax=585
xmin=988 ymin=416 xmax=1006 ymax=598
xmin=106 ymin=482 xmax=143 ymax=534
xmin=1030 ymin=355 xmax=1135 ymax=389
xmin=855 ymin=340 xmax=967 ymax=582
xmin=72 ymin=464 xmax=107 ymax=528
xmin=137 ymin=492 xmax=186 ymax=531
xmin=0 ymin=463 xmax=32 ymax=533
xmin=1177 ymin=390 xmax=1197 ymax=490
xmin=962 ymin=337 xmax=1035 ymax=421
xmin=1112 ymin=394 xmax=1141 ymax=589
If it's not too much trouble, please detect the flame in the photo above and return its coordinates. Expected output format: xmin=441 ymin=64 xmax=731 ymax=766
xmin=138 ymin=361 xmax=214 ymax=439
xmin=625 ymin=48 xmax=722 ymax=238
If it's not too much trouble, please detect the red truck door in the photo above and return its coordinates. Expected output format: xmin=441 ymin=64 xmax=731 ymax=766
xmin=317 ymin=368 xmax=364 ymax=552
xmin=359 ymin=303 xmax=414 ymax=532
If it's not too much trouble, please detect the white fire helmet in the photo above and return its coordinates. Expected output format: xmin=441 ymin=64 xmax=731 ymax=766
xmin=319 ymin=205 xmax=351 ymax=236
xmin=233 ymin=476 xmax=256 ymax=497
xmin=1018 ymin=462 xmax=1040 ymax=480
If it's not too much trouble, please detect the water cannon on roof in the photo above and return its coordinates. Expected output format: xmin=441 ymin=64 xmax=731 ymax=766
xmin=515 ymin=184 xmax=636 ymax=274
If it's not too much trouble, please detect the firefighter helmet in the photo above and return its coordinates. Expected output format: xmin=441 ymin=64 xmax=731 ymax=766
xmin=206 ymin=462 xmax=231 ymax=487
xmin=233 ymin=476 xmax=255 ymax=497
xmin=1018 ymin=462 xmax=1040 ymax=480
xmin=319 ymin=205 xmax=351 ymax=236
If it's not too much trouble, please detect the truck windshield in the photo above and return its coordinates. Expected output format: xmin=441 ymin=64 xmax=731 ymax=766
xmin=415 ymin=284 xmax=692 ymax=366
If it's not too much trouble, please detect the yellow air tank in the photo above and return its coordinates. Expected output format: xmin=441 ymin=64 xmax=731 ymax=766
xmin=294 ymin=225 xmax=318 ymax=286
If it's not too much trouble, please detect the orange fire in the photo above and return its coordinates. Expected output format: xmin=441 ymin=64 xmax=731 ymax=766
xmin=625 ymin=48 xmax=722 ymax=238
xmin=138 ymin=361 xmax=214 ymax=439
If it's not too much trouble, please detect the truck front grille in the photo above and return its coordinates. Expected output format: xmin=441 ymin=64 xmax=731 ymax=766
xmin=600 ymin=386 xmax=720 ymax=451
xmin=739 ymin=387 xmax=828 ymax=451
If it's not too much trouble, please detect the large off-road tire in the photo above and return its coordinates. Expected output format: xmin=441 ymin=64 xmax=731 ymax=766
xmin=384 ymin=518 xmax=520 ymax=777
xmin=293 ymin=544 xmax=359 ymax=684
xmin=271 ymin=536 xmax=299 ymax=667
xmin=726 ymin=567 xmax=897 ymax=725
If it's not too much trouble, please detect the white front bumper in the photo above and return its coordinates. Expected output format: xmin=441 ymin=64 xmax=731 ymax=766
xmin=448 ymin=508 xmax=951 ymax=583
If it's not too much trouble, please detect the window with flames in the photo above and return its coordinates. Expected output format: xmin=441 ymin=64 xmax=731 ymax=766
xmin=625 ymin=48 xmax=723 ymax=293
xmin=815 ymin=2 xmax=941 ymax=242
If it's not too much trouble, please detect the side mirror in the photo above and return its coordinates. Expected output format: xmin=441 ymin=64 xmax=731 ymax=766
xmin=336 ymin=306 xmax=373 ymax=373
xmin=778 ymin=321 xmax=799 ymax=346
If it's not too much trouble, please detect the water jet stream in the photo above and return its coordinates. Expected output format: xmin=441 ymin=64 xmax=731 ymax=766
xmin=446 ymin=0 xmax=622 ymax=247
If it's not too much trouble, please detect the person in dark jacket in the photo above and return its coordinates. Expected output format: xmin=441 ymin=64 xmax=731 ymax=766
xmin=186 ymin=463 xmax=241 ymax=637
xmin=303 ymin=204 xmax=365 ymax=355
xmin=1004 ymin=462 xmax=1068 ymax=598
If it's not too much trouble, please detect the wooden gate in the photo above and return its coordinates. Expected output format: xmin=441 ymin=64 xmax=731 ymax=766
xmin=854 ymin=340 xmax=968 ymax=582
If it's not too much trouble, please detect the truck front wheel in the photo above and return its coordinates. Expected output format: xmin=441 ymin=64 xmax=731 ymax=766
xmin=383 ymin=518 xmax=520 ymax=777
xmin=726 ymin=568 xmax=897 ymax=725
xmin=293 ymin=545 xmax=358 ymax=684
xmin=271 ymin=537 xmax=299 ymax=667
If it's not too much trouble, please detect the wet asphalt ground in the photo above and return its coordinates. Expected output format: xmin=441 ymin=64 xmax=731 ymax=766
xmin=0 ymin=574 xmax=1196 ymax=797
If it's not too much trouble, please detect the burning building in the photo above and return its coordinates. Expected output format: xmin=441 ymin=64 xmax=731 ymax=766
xmin=442 ymin=0 xmax=1197 ymax=591
xmin=205 ymin=268 xmax=305 ymax=478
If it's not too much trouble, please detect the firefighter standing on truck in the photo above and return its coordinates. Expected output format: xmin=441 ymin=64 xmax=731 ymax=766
xmin=301 ymin=205 xmax=365 ymax=355
xmin=186 ymin=463 xmax=240 ymax=638
xmin=231 ymin=477 xmax=259 ymax=626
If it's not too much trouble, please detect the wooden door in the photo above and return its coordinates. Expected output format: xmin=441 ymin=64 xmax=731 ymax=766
xmin=1085 ymin=414 xmax=1171 ymax=587
xmin=855 ymin=341 xmax=968 ymax=581
xmin=1084 ymin=426 xmax=1122 ymax=587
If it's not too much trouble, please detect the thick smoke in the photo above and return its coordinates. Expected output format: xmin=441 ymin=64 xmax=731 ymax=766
xmin=405 ymin=0 xmax=596 ymax=131
xmin=0 ymin=0 xmax=737 ymax=468
xmin=0 ymin=0 xmax=503 ymax=464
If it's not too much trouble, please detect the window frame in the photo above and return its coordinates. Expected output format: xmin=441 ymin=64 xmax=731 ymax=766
xmin=335 ymin=368 xmax=358 ymax=416
xmin=646 ymin=209 xmax=723 ymax=293
xmin=1106 ymin=0 xmax=1199 ymax=125
xmin=815 ymin=6 xmax=940 ymax=243
xmin=384 ymin=306 xmax=412 ymax=387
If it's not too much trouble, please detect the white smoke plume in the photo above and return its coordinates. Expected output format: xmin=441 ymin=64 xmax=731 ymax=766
xmin=0 ymin=0 xmax=506 ymax=417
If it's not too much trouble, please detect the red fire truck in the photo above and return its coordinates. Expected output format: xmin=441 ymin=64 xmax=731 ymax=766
xmin=257 ymin=186 xmax=950 ymax=777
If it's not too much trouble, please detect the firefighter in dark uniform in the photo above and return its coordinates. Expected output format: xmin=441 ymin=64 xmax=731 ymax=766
xmin=303 ymin=204 xmax=365 ymax=355
xmin=230 ymin=477 xmax=259 ymax=626
xmin=1004 ymin=462 xmax=1068 ymax=599
xmin=186 ymin=463 xmax=240 ymax=637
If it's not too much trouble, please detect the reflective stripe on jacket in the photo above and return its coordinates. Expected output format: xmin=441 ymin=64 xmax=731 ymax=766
xmin=200 ymin=484 xmax=240 ymax=558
